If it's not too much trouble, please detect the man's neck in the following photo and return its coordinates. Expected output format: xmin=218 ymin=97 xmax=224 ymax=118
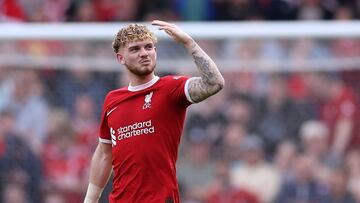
xmin=128 ymin=73 xmax=155 ymax=86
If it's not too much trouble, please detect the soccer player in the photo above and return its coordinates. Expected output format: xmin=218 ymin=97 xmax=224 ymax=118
xmin=83 ymin=20 xmax=225 ymax=203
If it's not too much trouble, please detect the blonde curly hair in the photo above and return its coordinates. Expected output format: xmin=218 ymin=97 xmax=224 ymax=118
xmin=112 ymin=24 xmax=157 ymax=53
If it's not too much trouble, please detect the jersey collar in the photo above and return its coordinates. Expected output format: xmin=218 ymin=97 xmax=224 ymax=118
xmin=128 ymin=76 xmax=160 ymax=92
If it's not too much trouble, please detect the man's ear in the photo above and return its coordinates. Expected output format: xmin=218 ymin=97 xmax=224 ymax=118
xmin=116 ymin=53 xmax=125 ymax=65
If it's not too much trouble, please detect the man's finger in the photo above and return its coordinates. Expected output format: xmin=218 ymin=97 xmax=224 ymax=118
xmin=165 ymin=30 xmax=173 ymax=36
xmin=151 ymin=20 xmax=167 ymax=26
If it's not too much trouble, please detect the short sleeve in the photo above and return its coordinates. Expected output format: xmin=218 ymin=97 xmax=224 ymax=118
xmin=98 ymin=97 xmax=112 ymax=144
xmin=167 ymin=76 xmax=195 ymax=107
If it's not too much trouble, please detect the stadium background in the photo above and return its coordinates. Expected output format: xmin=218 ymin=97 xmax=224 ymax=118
xmin=1 ymin=0 xmax=360 ymax=202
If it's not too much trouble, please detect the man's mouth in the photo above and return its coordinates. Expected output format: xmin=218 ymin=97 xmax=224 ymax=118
xmin=140 ymin=60 xmax=151 ymax=65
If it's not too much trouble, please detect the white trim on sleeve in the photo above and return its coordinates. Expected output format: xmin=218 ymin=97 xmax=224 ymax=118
xmin=185 ymin=77 xmax=199 ymax=104
xmin=99 ymin=138 xmax=112 ymax=144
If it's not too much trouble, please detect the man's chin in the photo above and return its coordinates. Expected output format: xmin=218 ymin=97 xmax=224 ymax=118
xmin=128 ymin=66 xmax=155 ymax=76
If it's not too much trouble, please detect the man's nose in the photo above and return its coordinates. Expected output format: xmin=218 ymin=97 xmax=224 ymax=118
xmin=139 ymin=47 xmax=148 ymax=57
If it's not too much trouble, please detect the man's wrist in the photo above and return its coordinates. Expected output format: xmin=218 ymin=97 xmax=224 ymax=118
xmin=84 ymin=183 xmax=104 ymax=203
xmin=184 ymin=39 xmax=197 ymax=51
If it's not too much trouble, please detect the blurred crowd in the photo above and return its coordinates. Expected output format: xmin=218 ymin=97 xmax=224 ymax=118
xmin=179 ymin=69 xmax=360 ymax=203
xmin=1 ymin=0 xmax=360 ymax=22
xmin=0 ymin=52 xmax=360 ymax=203
xmin=0 ymin=0 xmax=360 ymax=203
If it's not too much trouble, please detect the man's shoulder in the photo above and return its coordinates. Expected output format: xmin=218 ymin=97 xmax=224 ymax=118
xmin=107 ymin=87 xmax=128 ymax=97
xmin=104 ymin=87 xmax=128 ymax=104
xmin=163 ymin=75 xmax=186 ymax=80
xmin=160 ymin=75 xmax=189 ymax=84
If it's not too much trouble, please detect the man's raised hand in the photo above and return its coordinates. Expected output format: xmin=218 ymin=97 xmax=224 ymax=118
xmin=151 ymin=20 xmax=193 ymax=46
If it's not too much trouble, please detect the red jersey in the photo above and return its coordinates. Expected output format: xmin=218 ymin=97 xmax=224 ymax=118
xmin=98 ymin=75 xmax=194 ymax=203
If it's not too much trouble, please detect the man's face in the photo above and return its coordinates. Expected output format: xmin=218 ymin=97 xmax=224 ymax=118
xmin=117 ymin=39 xmax=157 ymax=76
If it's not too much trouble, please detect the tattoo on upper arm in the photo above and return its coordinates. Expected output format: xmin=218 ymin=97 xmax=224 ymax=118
xmin=188 ymin=77 xmax=212 ymax=102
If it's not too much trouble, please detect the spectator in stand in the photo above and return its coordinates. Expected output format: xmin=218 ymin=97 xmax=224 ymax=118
xmin=17 ymin=0 xmax=71 ymax=22
xmin=2 ymin=182 xmax=28 ymax=203
xmin=42 ymin=109 xmax=89 ymax=203
xmin=41 ymin=0 xmax=70 ymax=22
xmin=0 ymin=110 xmax=42 ymax=203
xmin=304 ymin=72 xmax=360 ymax=156
xmin=273 ymin=140 xmax=298 ymax=182
xmin=225 ymin=94 xmax=254 ymax=132
xmin=230 ymin=135 xmax=281 ymax=203
xmin=276 ymin=153 xmax=328 ymax=203
xmin=332 ymin=4 xmax=360 ymax=93
xmin=205 ymin=160 xmax=259 ymax=203
xmin=92 ymin=0 xmax=140 ymax=21
xmin=66 ymin=1 xmax=96 ymax=22
xmin=173 ymin=0 xmax=216 ymax=21
xmin=355 ymin=1 xmax=360 ymax=19
xmin=43 ymin=190 xmax=66 ymax=203
xmin=177 ymin=140 xmax=215 ymax=201
xmin=0 ymin=0 xmax=26 ymax=21
xmin=0 ymin=67 xmax=14 ymax=112
xmin=71 ymin=93 xmax=99 ymax=149
xmin=290 ymin=38 xmax=331 ymax=65
xmin=335 ymin=5 xmax=355 ymax=20
xmin=299 ymin=120 xmax=345 ymax=187
xmin=220 ymin=123 xmax=247 ymax=163
xmin=55 ymin=66 xmax=107 ymax=114
xmin=139 ymin=0 xmax=179 ymax=21
xmin=222 ymin=0 xmax=261 ymax=20
xmin=351 ymin=186 xmax=360 ymax=203
xmin=324 ymin=166 xmax=356 ymax=203
xmin=4 ymin=70 xmax=48 ymax=155
xmin=254 ymin=74 xmax=300 ymax=157
xmin=256 ymin=0 xmax=297 ymax=20
xmin=185 ymin=92 xmax=228 ymax=156
xmin=296 ymin=0 xmax=334 ymax=20
xmin=299 ymin=120 xmax=331 ymax=162
xmin=346 ymin=150 xmax=360 ymax=201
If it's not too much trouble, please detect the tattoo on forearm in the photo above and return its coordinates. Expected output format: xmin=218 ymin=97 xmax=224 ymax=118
xmin=188 ymin=47 xmax=224 ymax=102
xmin=193 ymin=55 xmax=212 ymax=84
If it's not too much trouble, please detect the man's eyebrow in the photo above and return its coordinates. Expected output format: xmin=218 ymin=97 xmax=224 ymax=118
xmin=128 ymin=45 xmax=139 ymax=50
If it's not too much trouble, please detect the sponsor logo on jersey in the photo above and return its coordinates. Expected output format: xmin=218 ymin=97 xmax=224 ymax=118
xmin=110 ymin=120 xmax=155 ymax=145
xmin=110 ymin=127 xmax=117 ymax=146
xmin=143 ymin=91 xmax=153 ymax=109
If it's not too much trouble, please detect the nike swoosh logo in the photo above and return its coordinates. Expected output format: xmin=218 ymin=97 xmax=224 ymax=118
xmin=106 ymin=106 xmax=118 ymax=117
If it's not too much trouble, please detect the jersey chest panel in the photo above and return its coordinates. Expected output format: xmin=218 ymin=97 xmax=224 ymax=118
xmin=106 ymin=89 xmax=173 ymax=155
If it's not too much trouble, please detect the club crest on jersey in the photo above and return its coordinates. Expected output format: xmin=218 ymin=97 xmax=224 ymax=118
xmin=143 ymin=91 xmax=153 ymax=109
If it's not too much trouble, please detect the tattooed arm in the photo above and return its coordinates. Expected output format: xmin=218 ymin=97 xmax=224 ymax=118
xmin=185 ymin=40 xmax=224 ymax=102
xmin=152 ymin=20 xmax=225 ymax=103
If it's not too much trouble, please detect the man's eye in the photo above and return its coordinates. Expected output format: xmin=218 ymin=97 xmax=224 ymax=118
xmin=145 ymin=45 xmax=153 ymax=50
xmin=130 ymin=47 xmax=139 ymax=52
